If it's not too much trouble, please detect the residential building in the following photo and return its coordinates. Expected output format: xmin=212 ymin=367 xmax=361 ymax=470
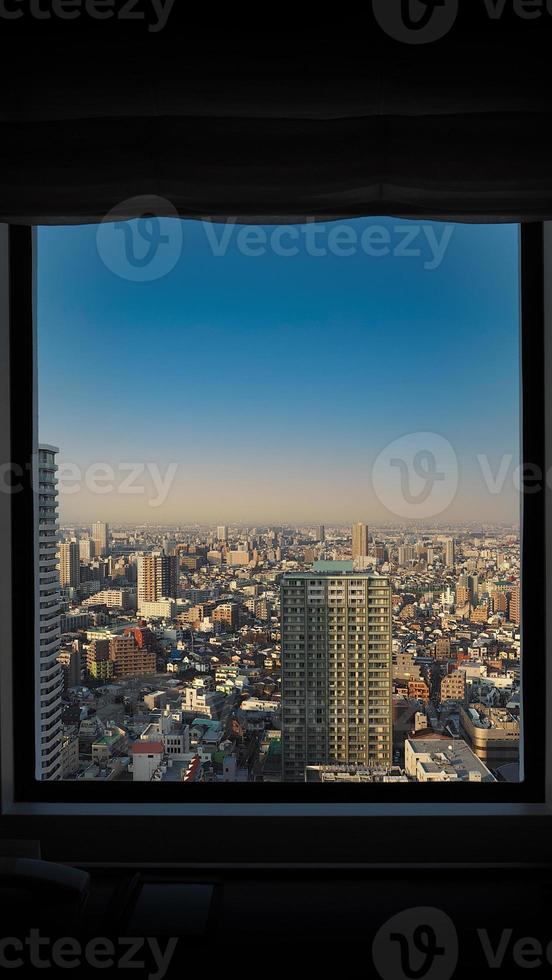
xmin=59 ymin=540 xmax=80 ymax=588
xmin=440 ymin=670 xmax=466 ymax=702
xmin=91 ymin=521 xmax=109 ymax=557
xmin=281 ymin=572 xmax=393 ymax=781
xmin=79 ymin=538 xmax=96 ymax=561
xmin=352 ymin=522 xmax=369 ymax=559
xmin=444 ymin=538 xmax=455 ymax=567
xmin=36 ymin=445 xmax=63 ymax=780
xmin=138 ymin=552 xmax=178 ymax=605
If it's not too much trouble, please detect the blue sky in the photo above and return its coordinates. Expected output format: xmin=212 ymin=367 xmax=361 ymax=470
xmin=37 ymin=217 xmax=520 ymax=524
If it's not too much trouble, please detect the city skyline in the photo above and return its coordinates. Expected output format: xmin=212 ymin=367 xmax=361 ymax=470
xmin=38 ymin=218 xmax=520 ymax=523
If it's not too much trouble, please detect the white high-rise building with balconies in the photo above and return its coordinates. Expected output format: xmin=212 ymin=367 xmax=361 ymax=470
xmin=36 ymin=445 xmax=63 ymax=780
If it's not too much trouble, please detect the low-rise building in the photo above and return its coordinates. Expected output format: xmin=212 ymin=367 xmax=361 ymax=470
xmin=440 ymin=670 xmax=466 ymax=702
xmin=306 ymin=766 xmax=409 ymax=783
xmin=60 ymin=732 xmax=80 ymax=778
xmin=459 ymin=703 xmax=520 ymax=766
xmin=405 ymin=738 xmax=495 ymax=782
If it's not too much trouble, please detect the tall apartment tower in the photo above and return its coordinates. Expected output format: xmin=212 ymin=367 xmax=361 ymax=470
xmin=79 ymin=537 xmax=96 ymax=561
xmin=281 ymin=572 xmax=393 ymax=781
xmin=217 ymin=525 xmax=229 ymax=543
xmin=92 ymin=521 xmax=109 ymax=556
xmin=36 ymin=446 xmax=63 ymax=780
xmin=138 ymin=552 xmax=178 ymax=605
xmin=444 ymin=538 xmax=455 ymax=567
xmin=352 ymin=522 xmax=369 ymax=559
xmin=59 ymin=540 xmax=80 ymax=588
xmin=509 ymin=581 xmax=521 ymax=625
xmin=317 ymin=525 xmax=325 ymax=543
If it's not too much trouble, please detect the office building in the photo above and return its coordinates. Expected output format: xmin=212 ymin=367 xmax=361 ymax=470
xmin=36 ymin=445 xmax=63 ymax=780
xmin=281 ymin=572 xmax=393 ymax=781
xmin=316 ymin=525 xmax=325 ymax=543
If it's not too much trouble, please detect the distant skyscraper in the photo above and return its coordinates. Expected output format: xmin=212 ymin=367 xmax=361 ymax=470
xmin=352 ymin=522 xmax=369 ymax=559
xmin=59 ymin=540 xmax=80 ymax=588
xmin=281 ymin=572 xmax=393 ymax=781
xmin=398 ymin=544 xmax=415 ymax=566
xmin=138 ymin=552 xmax=178 ymax=605
xmin=79 ymin=537 xmax=96 ymax=561
xmin=509 ymin=581 xmax=520 ymax=625
xmin=316 ymin=525 xmax=325 ymax=543
xmin=217 ymin=525 xmax=229 ymax=542
xmin=36 ymin=445 xmax=63 ymax=780
xmin=92 ymin=521 xmax=109 ymax=556
xmin=444 ymin=538 xmax=455 ymax=567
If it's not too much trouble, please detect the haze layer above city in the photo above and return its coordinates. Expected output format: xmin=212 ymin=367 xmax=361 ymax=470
xmin=37 ymin=218 xmax=520 ymax=525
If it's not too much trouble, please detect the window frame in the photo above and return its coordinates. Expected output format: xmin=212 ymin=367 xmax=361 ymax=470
xmin=0 ymin=221 xmax=548 ymax=815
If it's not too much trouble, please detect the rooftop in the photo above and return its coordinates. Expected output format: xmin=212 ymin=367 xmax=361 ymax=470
xmin=282 ymin=571 xmax=387 ymax=580
xmin=407 ymin=738 xmax=496 ymax=782
xmin=132 ymin=741 xmax=164 ymax=755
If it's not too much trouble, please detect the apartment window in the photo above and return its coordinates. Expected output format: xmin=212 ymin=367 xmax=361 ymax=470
xmin=6 ymin=218 xmax=544 ymax=803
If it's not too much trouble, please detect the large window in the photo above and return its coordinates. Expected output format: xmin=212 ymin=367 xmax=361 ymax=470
xmin=16 ymin=216 xmax=542 ymax=800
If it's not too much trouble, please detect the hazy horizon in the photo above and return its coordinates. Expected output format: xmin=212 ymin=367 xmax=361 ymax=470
xmin=37 ymin=217 xmax=521 ymax=525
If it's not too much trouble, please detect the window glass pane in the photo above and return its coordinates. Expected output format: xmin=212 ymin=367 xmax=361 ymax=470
xmin=36 ymin=217 xmax=521 ymax=785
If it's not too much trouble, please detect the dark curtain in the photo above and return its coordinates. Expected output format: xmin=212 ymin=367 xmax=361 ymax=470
xmin=1 ymin=33 xmax=551 ymax=225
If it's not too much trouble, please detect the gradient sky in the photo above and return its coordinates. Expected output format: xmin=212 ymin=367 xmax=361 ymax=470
xmin=37 ymin=217 xmax=520 ymax=525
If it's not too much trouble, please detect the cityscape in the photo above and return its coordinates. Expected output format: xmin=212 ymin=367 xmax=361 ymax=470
xmin=37 ymin=445 xmax=521 ymax=784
